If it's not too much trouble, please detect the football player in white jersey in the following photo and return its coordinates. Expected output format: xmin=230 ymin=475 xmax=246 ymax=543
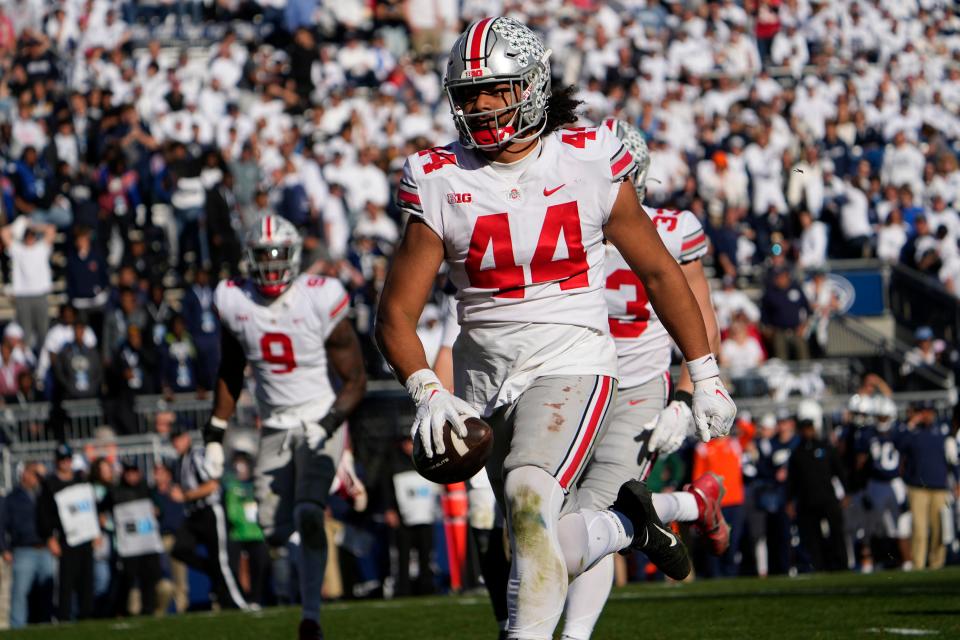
xmin=376 ymin=17 xmax=736 ymax=640
xmin=203 ymin=214 xmax=366 ymax=640
xmin=560 ymin=119 xmax=732 ymax=640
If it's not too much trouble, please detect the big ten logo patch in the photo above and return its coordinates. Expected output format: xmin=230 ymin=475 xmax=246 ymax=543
xmin=447 ymin=192 xmax=473 ymax=204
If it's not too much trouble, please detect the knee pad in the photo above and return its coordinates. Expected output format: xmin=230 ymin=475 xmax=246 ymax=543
xmin=504 ymin=467 xmax=563 ymax=555
xmin=294 ymin=502 xmax=327 ymax=550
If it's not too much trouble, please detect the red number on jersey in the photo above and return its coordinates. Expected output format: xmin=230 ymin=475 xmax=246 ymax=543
xmin=419 ymin=148 xmax=457 ymax=174
xmin=651 ymin=212 xmax=678 ymax=232
xmin=306 ymin=276 xmax=326 ymax=287
xmin=464 ymin=202 xmax=589 ymax=298
xmin=531 ymin=202 xmax=589 ymax=290
xmin=260 ymin=332 xmax=297 ymax=374
xmin=605 ymin=269 xmax=651 ymax=338
xmin=561 ymin=128 xmax=598 ymax=149
xmin=465 ymin=213 xmax=525 ymax=298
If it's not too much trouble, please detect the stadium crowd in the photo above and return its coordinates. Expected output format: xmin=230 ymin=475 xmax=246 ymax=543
xmin=0 ymin=0 xmax=959 ymax=629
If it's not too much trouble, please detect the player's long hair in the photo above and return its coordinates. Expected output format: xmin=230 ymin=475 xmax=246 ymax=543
xmin=542 ymin=85 xmax=582 ymax=135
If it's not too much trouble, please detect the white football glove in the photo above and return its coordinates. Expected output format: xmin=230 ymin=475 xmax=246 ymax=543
xmin=406 ymin=369 xmax=480 ymax=459
xmin=303 ymin=421 xmax=328 ymax=452
xmin=688 ymin=354 xmax=737 ymax=442
xmin=647 ymin=400 xmax=693 ymax=455
xmin=204 ymin=442 xmax=225 ymax=480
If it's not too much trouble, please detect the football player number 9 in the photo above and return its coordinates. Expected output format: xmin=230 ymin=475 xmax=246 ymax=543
xmin=261 ymin=332 xmax=297 ymax=374
xmin=464 ymin=201 xmax=589 ymax=299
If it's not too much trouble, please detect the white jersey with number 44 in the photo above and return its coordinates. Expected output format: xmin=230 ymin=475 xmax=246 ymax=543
xmin=605 ymin=208 xmax=708 ymax=389
xmin=399 ymin=125 xmax=637 ymax=414
xmin=214 ymin=274 xmax=351 ymax=428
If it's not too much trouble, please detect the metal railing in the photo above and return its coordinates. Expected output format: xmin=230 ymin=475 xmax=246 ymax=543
xmin=830 ymin=314 xmax=955 ymax=390
xmin=0 ymin=393 xmax=218 ymax=444
xmin=890 ymin=263 xmax=960 ymax=344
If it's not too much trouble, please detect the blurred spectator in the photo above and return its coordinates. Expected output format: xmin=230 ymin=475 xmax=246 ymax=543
xmin=224 ymin=452 xmax=268 ymax=607
xmin=720 ymin=312 xmax=765 ymax=378
xmin=2 ymin=323 xmax=34 ymax=369
xmin=900 ymin=326 xmax=938 ymax=380
xmin=760 ymin=267 xmax=811 ymax=361
xmin=160 ymin=315 xmax=200 ymax=397
xmin=388 ymin=436 xmax=438 ymax=596
xmin=353 ymin=201 xmax=398 ymax=245
xmin=1 ymin=218 xmax=54 ymax=351
xmin=0 ymin=338 xmax=28 ymax=401
xmin=1 ymin=462 xmax=54 ymax=628
xmin=713 ymin=275 xmax=761 ymax=333
xmin=803 ymin=269 xmax=840 ymax=358
xmin=35 ymin=305 xmax=97 ymax=394
xmin=899 ymin=401 xmax=958 ymax=570
xmin=9 ymin=146 xmax=72 ymax=229
xmin=65 ymin=226 xmax=110 ymax=337
xmin=53 ymin=319 xmax=103 ymax=401
xmin=152 ymin=462 xmax=188 ymax=615
xmin=877 ymin=209 xmax=909 ymax=263
xmin=692 ymin=432 xmax=746 ymax=578
xmin=205 ymin=171 xmax=243 ymax=277
xmin=787 ymin=409 xmax=848 ymax=572
xmin=106 ymin=461 xmax=164 ymax=617
xmin=109 ymin=325 xmax=158 ymax=434
xmin=180 ymin=270 xmax=219 ymax=390
xmin=145 ymin=283 xmax=175 ymax=350
xmin=102 ymin=288 xmax=150 ymax=366
xmin=797 ymin=209 xmax=828 ymax=269
xmin=37 ymin=444 xmax=99 ymax=622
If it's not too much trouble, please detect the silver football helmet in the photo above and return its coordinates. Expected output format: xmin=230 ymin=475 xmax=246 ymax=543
xmin=602 ymin=118 xmax=651 ymax=202
xmin=244 ymin=213 xmax=302 ymax=298
xmin=444 ymin=17 xmax=552 ymax=150
xmin=875 ymin=396 xmax=897 ymax=432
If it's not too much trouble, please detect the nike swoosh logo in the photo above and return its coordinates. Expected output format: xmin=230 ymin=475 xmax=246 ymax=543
xmin=628 ymin=399 xmax=646 ymax=406
xmin=715 ymin=389 xmax=735 ymax=406
xmin=652 ymin=522 xmax=678 ymax=547
xmin=543 ymin=184 xmax=565 ymax=197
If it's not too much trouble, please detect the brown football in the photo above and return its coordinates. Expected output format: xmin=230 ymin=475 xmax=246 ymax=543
xmin=412 ymin=416 xmax=494 ymax=484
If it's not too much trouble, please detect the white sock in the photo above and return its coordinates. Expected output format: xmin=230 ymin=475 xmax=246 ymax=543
xmin=652 ymin=492 xmax=700 ymax=523
xmin=560 ymin=555 xmax=614 ymax=640
xmin=504 ymin=467 xmax=568 ymax=640
xmin=557 ymin=509 xmax=633 ymax=579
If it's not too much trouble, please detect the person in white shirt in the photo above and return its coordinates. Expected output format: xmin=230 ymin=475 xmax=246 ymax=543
xmin=352 ymin=201 xmax=398 ymax=245
xmin=1 ymin=219 xmax=54 ymax=351
xmin=744 ymin=127 xmax=787 ymax=215
xmin=798 ymin=210 xmax=829 ymax=269
xmin=771 ymin=23 xmax=809 ymax=78
xmin=719 ymin=314 xmax=765 ymax=378
xmin=834 ymin=177 xmax=874 ymax=258
xmin=711 ymin=275 xmax=761 ymax=333
xmin=881 ymin=131 xmax=925 ymax=195
xmin=876 ymin=208 xmax=909 ymax=263
xmin=787 ymin=146 xmax=826 ymax=217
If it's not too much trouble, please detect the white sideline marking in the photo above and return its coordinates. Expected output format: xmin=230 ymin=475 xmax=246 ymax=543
xmin=865 ymin=628 xmax=940 ymax=636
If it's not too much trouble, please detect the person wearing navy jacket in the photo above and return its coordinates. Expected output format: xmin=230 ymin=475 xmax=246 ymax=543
xmin=180 ymin=269 xmax=219 ymax=391
xmin=897 ymin=401 xmax=959 ymax=570
xmin=1 ymin=462 xmax=54 ymax=628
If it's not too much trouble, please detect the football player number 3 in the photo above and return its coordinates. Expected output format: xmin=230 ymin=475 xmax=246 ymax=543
xmin=465 ymin=202 xmax=588 ymax=299
xmin=261 ymin=332 xmax=297 ymax=374
xmin=606 ymin=270 xmax=651 ymax=338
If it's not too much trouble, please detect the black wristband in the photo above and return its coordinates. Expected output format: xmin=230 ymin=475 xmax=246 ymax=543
xmin=319 ymin=407 xmax=347 ymax=433
xmin=674 ymin=390 xmax=694 ymax=409
xmin=202 ymin=420 xmax=226 ymax=444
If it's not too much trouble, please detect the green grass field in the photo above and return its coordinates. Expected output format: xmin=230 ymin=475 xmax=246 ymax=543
xmin=8 ymin=568 xmax=960 ymax=639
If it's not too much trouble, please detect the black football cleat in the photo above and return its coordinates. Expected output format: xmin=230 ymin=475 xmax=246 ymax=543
xmin=612 ymin=479 xmax=691 ymax=580
xmin=298 ymin=619 xmax=324 ymax=640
